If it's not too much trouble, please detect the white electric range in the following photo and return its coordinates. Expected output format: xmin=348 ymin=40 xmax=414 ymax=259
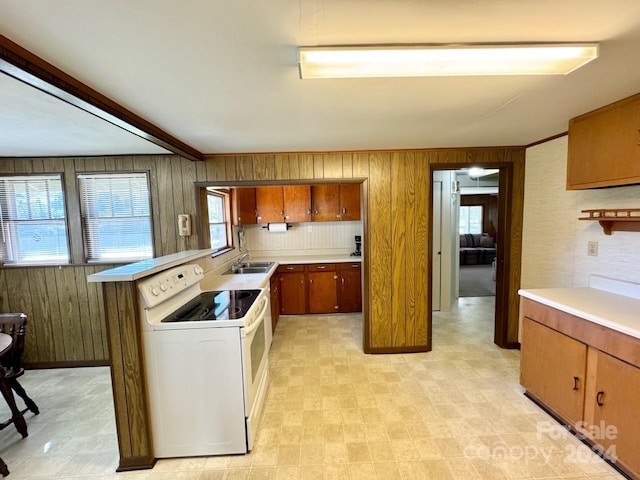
xmin=138 ymin=263 xmax=270 ymax=458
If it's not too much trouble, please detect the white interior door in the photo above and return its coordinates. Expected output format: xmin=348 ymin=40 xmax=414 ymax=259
xmin=432 ymin=180 xmax=442 ymax=311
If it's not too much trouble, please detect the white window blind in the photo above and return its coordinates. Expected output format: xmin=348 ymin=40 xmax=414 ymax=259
xmin=78 ymin=173 xmax=153 ymax=262
xmin=0 ymin=175 xmax=70 ymax=265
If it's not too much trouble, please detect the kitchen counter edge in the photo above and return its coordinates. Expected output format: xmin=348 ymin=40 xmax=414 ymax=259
xmin=518 ymin=287 xmax=640 ymax=340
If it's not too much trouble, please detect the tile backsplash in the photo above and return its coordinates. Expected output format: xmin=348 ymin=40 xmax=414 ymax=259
xmin=241 ymin=221 xmax=362 ymax=254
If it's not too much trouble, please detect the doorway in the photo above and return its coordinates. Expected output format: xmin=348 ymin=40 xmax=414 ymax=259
xmin=429 ymin=163 xmax=515 ymax=349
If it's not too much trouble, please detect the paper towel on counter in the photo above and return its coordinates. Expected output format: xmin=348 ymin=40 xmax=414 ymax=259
xmin=267 ymin=223 xmax=288 ymax=233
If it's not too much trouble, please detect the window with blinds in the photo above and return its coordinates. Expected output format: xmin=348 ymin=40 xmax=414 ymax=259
xmin=78 ymin=173 xmax=153 ymax=262
xmin=0 ymin=175 xmax=70 ymax=265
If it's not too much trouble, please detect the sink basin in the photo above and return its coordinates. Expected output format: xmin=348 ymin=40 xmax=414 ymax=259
xmin=224 ymin=265 xmax=271 ymax=275
xmin=239 ymin=261 xmax=273 ymax=268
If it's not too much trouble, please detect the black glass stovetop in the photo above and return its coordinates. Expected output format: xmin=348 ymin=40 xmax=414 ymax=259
xmin=161 ymin=289 xmax=261 ymax=322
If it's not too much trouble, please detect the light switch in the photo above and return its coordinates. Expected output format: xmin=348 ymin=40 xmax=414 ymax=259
xmin=587 ymin=241 xmax=598 ymax=256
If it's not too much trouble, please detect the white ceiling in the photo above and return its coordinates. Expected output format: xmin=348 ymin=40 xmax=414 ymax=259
xmin=2 ymin=0 xmax=640 ymax=157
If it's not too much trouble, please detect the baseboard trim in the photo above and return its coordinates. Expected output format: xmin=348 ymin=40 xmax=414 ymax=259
xmin=24 ymin=360 xmax=109 ymax=369
xmin=365 ymin=345 xmax=430 ymax=354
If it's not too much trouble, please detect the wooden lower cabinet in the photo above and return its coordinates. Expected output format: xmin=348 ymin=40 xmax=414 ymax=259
xmin=584 ymin=348 xmax=640 ymax=476
xmin=269 ymin=274 xmax=280 ymax=332
xmin=520 ymin=317 xmax=587 ymax=426
xmin=308 ymin=266 xmax=338 ymax=314
xmin=520 ymin=298 xmax=640 ymax=479
xmin=337 ymin=263 xmax=362 ymax=312
xmin=278 ymin=266 xmax=306 ymax=315
xmin=277 ymin=262 xmax=362 ymax=316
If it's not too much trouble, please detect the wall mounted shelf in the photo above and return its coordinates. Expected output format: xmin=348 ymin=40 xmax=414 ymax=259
xmin=579 ymin=208 xmax=640 ymax=235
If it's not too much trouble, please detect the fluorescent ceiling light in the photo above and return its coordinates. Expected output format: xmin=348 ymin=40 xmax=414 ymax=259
xmin=298 ymin=43 xmax=599 ymax=79
xmin=467 ymin=168 xmax=499 ymax=178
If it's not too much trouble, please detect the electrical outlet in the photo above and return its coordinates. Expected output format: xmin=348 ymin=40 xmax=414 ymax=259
xmin=587 ymin=241 xmax=598 ymax=256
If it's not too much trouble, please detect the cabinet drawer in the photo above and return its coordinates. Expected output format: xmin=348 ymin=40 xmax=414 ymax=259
xmin=277 ymin=264 xmax=305 ymax=273
xmin=308 ymin=263 xmax=335 ymax=272
xmin=337 ymin=262 xmax=361 ymax=271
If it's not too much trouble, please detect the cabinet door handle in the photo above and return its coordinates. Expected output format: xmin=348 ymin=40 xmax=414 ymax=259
xmin=596 ymin=391 xmax=605 ymax=406
xmin=342 ymin=207 xmax=346 ymax=215
xmin=307 ymin=209 xmax=311 ymax=215
xmin=341 ymin=277 xmax=345 ymax=286
xmin=317 ymin=265 xmax=326 ymax=269
xmin=314 ymin=209 xmax=319 ymax=215
xmin=286 ymin=266 xmax=295 ymax=270
xmin=309 ymin=278 xmax=313 ymax=284
xmin=573 ymin=376 xmax=580 ymax=391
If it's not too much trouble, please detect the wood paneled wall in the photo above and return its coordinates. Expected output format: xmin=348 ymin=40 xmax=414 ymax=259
xmin=0 ymin=155 xmax=201 ymax=366
xmin=462 ymin=194 xmax=499 ymax=239
xmin=0 ymin=147 xmax=525 ymax=365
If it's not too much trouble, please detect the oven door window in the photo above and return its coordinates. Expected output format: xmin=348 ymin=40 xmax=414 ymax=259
xmin=249 ymin=317 xmax=266 ymax=383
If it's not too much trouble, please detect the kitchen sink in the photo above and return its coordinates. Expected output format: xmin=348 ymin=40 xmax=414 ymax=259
xmin=223 ymin=263 xmax=273 ymax=275
xmin=239 ymin=261 xmax=273 ymax=268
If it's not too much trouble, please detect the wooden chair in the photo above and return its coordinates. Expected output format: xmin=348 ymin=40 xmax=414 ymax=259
xmin=0 ymin=313 xmax=39 ymax=439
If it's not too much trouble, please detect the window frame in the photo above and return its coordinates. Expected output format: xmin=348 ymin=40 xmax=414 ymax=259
xmin=77 ymin=171 xmax=155 ymax=264
xmin=459 ymin=204 xmax=484 ymax=234
xmin=0 ymin=173 xmax=71 ymax=266
xmin=196 ymin=187 xmax=234 ymax=253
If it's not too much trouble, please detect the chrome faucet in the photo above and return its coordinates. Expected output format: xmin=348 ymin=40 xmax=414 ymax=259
xmin=232 ymin=252 xmax=251 ymax=272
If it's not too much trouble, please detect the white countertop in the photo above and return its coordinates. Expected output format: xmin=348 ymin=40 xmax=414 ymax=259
xmin=519 ymin=277 xmax=640 ymax=340
xmin=200 ymin=253 xmax=362 ymax=291
xmin=87 ymin=250 xmax=214 ymax=283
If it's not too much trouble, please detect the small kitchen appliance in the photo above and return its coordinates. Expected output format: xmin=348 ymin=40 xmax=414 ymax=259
xmin=351 ymin=235 xmax=362 ymax=257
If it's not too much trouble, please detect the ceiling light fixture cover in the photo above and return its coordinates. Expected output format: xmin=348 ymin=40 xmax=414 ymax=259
xmin=298 ymin=43 xmax=599 ymax=79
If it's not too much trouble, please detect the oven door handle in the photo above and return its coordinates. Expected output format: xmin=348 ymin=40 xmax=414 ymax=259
xmin=244 ymin=296 xmax=268 ymax=336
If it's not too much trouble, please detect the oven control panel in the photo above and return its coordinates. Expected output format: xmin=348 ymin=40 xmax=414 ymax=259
xmin=139 ymin=263 xmax=204 ymax=308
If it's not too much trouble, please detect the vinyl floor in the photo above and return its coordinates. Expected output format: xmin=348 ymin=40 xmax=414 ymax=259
xmin=0 ymin=297 xmax=625 ymax=479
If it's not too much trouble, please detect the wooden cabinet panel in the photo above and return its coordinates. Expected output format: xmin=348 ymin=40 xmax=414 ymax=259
xmin=283 ymin=185 xmax=311 ymax=223
xmin=308 ymin=271 xmax=338 ymax=314
xmin=567 ymin=93 xmax=640 ymax=189
xmin=308 ymin=263 xmax=335 ymax=272
xmin=232 ymin=187 xmax=256 ymax=225
xmin=338 ymin=263 xmax=362 ymax=313
xmin=279 ymin=271 xmax=306 ymax=314
xmin=584 ymin=349 xmax=640 ymax=477
xmin=277 ymin=264 xmax=304 ymax=273
xmin=311 ymin=184 xmax=362 ymax=222
xmin=269 ymin=274 xmax=280 ymax=333
xmin=256 ymin=186 xmax=284 ymax=223
xmin=312 ymin=184 xmax=340 ymax=222
xmin=340 ymin=183 xmax=361 ymax=221
xmin=520 ymin=317 xmax=587 ymax=426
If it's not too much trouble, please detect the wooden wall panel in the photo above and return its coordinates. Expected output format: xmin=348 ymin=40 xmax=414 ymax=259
xmin=1 ymin=146 xmax=525 ymax=366
xmin=253 ymin=155 xmax=275 ymax=181
xmin=274 ymin=155 xmax=289 ymax=180
xmin=391 ymin=153 xmax=407 ymax=347
xmin=369 ymin=152 xmax=392 ymax=348
xmin=415 ymin=152 xmax=431 ymax=346
xmin=403 ymin=152 xmax=417 ymax=346
xmin=461 ymin=194 xmax=499 ymax=238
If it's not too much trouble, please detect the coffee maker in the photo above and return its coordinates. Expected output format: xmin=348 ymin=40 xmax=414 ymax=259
xmin=351 ymin=235 xmax=362 ymax=257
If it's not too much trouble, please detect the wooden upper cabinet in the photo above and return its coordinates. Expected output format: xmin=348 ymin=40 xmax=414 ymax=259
xmin=256 ymin=186 xmax=284 ymax=223
xmin=231 ymin=188 xmax=257 ymax=225
xmin=567 ymin=92 xmax=640 ymax=189
xmin=256 ymin=186 xmax=311 ymax=223
xmin=312 ymin=184 xmax=361 ymax=222
xmin=312 ymin=184 xmax=340 ymax=221
xmin=339 ymin=183 xmax=361 ymax=221
xmin=283 ymin=186 xmax=311 ymax=222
